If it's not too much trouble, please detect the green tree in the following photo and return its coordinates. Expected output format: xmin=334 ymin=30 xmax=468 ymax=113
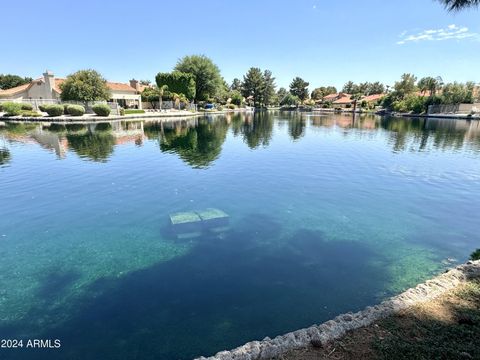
xmin=311 ymin=86 xmax=337 ymax=100
xmin=230 ymin=90 xmax=243 ymax=106
xmin=141 ymin=86 xmax=161 ymax=108
xmin=60 ymin=69 xmax=111 ymax=104
xmin=442 ymin=82 xmax=474 ymax=104
xmin=262 ymin=70 xmax=276 ymax=106
xmin=0 ymin=74 xmax=32 ymax=90
xmin=242 ymin=67 xmax=265 ymax=108
xmin=342 ymin=81 xmax=356 ymax=93
xmin=280 ymin=93 xmax=300 ymax=106
xmin=394 ymin=73 xmax=418 ymax=99
xmin=439 ymin=0 xmax=480 ymax=11
xmin=417 ymin=76 xmax=443 ymax=97
xmin=230 ymin=78 xmax=242 ymax=92
xmin=289 ymin=77 xmax=309 ymax=102
xmin=174 ymin=55 xmax=223 ymax=102
xmin=366 ymin=82 xmax=385 ymax=95
xmin=155 ymin=71 xmax=196 ymax=101
xmin=277 ymin=87 xmax=288 ymax=103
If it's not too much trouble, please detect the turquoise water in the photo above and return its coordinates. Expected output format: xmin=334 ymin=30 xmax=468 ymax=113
xmin=0 ymin=112 xmax=479 ymax=359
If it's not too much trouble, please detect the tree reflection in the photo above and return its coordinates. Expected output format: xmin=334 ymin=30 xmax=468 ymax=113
xmin=288 ymin=113 xmax=306 ymax=140
xmin=380 ymin=117 xmax=478 ymax=152
xmin=0 ymin=148 xmax=11 ymax=165
xmin=66 ymin=123 xmax=115 ymax=162
xmin=239 ymin=111 xmax=274 ymax=149
xmin=158 ymin=118 xmax=229 ymax=168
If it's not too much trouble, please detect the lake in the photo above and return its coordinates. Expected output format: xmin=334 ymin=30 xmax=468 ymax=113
xmin=0 ymin=112 xmax=479 ymax=359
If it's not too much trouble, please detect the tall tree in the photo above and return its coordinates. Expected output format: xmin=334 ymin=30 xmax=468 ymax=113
xmin=438 ymin=0 xmax=480 ymax=10
xmin=311 ymin=86 xmax=337 ymax=100
xmin=442 ymin=82 xmax=474 ymax=104
xmin=277 ymin=87 xmax=288 ymax=104
xmin=417 ymin=76 xmax=442 ymax=97
xmin=174 ymin=55 xmax=223 ymax=102
xmin=230 ymin=78 xmax=242 ymax=92
xmin=394 ymin=73 xmax=417 ymax=99
xmin=242 ymin=67 xmax=265 ymax=108
xmin=367 ymin=82 xmax=385 ymax=95
xmin=155 ymin=71 xmax=196 ymax=100
xmin=342 ymin=81 xmax=356 ymax=94
xmin=0 ymin=74 xmax=32 ymax=90
xmin=289 ymin=77 xmax=309 ymax=102
xmin=60 ymin=69 xmax=111 ymax=104
xmin=262 ymin=70 xmax=276 ymax=106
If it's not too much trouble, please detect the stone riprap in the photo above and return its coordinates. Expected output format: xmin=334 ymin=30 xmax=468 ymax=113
xmin=196 ymin=260 xmax=480 ymax=360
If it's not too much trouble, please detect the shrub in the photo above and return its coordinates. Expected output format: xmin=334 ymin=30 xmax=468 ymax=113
xmin=471 ymin=249 xmax=480 ymax=261
xmin=0 ymin=104 xmax=3 ymax=111
xmin=92 ymin=104 xmax=111 ymax=116
xmin=2 ymin=102 xmax=23 ymax=116
xmin=44 ymin=104 xmax=65 ymax=117
xmin=20 ymin=103 xmax=33 ymax=111
xmin=66 ymin=104 xmax=85 ymax=116
xmin=119 ymin=108 xmax=125 ymax=116
xmin=38 ymin=104 xmax=48 ymax=112
xmin=21 ymin=110 xmax=41 ymax=117
xmin=227 ymin=104 xmax=236 ymax=110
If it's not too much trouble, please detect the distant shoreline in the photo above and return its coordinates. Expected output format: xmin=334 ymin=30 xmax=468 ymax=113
xmin=1 ymin=108 xmax=479 ymax=123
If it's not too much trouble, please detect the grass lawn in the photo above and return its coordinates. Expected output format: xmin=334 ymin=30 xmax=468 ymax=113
xmin=124 ymin=109 xmax=145 ymax=114
xmin=275 ymin=278 xmax=480 ymax=360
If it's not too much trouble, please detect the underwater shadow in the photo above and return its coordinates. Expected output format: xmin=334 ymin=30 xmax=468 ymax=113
xmin=0 ymin=215 xmax=391 ymax=360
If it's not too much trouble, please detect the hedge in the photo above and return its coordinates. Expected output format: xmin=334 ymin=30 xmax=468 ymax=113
xmin=66 ymin=104 xmax=85 ymax=116
xmin=1 ymin=102 xmax=23 ymax=116
xmin=22 ymin=110 xmax=41 ymax=117
xmin=92 ymin=104 xmax=111 ymax=116
xmin=44 ymin=104 xmax=65 ymax=117
xmin=20 ymin=103 xmax=33 ymax=111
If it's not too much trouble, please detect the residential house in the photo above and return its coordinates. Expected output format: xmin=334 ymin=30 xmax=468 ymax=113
xmin=0 ymin=71 xmax=142 ymax=109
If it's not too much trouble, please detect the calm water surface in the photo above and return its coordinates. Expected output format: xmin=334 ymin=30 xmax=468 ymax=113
xmin=0 ymin=112 xmax=479 ymax=359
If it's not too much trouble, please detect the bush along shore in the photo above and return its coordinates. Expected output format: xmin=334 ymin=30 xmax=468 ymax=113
xmin=196 ymin=259 xmax=480 ymax=360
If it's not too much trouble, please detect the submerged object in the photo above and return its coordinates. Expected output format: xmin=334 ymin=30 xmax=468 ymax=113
xmin=169 ymin=211 xmax=203 ymax=239
xmin=169 ymin=208 xmax=230 ymax=239
xmin=196 ymin=208 xmax=230 ymax=234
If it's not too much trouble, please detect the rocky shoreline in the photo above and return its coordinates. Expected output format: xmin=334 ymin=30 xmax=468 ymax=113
xmin=196 ymin=260 xmax=480 ymax=360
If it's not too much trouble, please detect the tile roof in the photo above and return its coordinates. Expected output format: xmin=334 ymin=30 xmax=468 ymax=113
xmin=333 ymin=94 xmax=353 ymax=104
xmin=323 ymin=93 xmax=340 ymax=101
xmin=362 ymin=94 xmax=385 ymax=102
xmin=55 ymin=79 xmax=136 ymax=93
xmin=0 ymin=82 xmax=33 ymax=96
xmin=106 ymin=82 xmax=137 ymax=92
xmin=54 ymin=78 xmax=65 ymax=93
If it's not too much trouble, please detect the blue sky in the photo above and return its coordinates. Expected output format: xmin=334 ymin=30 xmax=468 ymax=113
xmin=2 ymin=0 xmax=479 ymax=90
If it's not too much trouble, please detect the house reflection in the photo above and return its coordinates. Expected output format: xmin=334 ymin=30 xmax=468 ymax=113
xmin=0 ymin=115 xmax=479 ymax=164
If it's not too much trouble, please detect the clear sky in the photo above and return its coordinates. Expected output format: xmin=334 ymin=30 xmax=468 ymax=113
xmin=2 ymin=0 xmax=479 ymax=90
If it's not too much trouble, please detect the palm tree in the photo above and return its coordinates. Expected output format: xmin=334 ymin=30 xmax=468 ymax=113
xmin=439 ymin=0 xmax=480 ymax=11
xmin=418 ymin=77 xmax=443 ymax=97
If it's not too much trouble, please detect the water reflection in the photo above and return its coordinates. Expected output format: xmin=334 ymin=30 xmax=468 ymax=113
xmin=231 ymin=111 xmax=274 ymax=149
xmin=0 ymin=114 xmax=479 ymax=167
xmin=143 ymin=117 xmax=229 ymax=168
xmin=0 ymin=148 xmax=10 ymax=166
